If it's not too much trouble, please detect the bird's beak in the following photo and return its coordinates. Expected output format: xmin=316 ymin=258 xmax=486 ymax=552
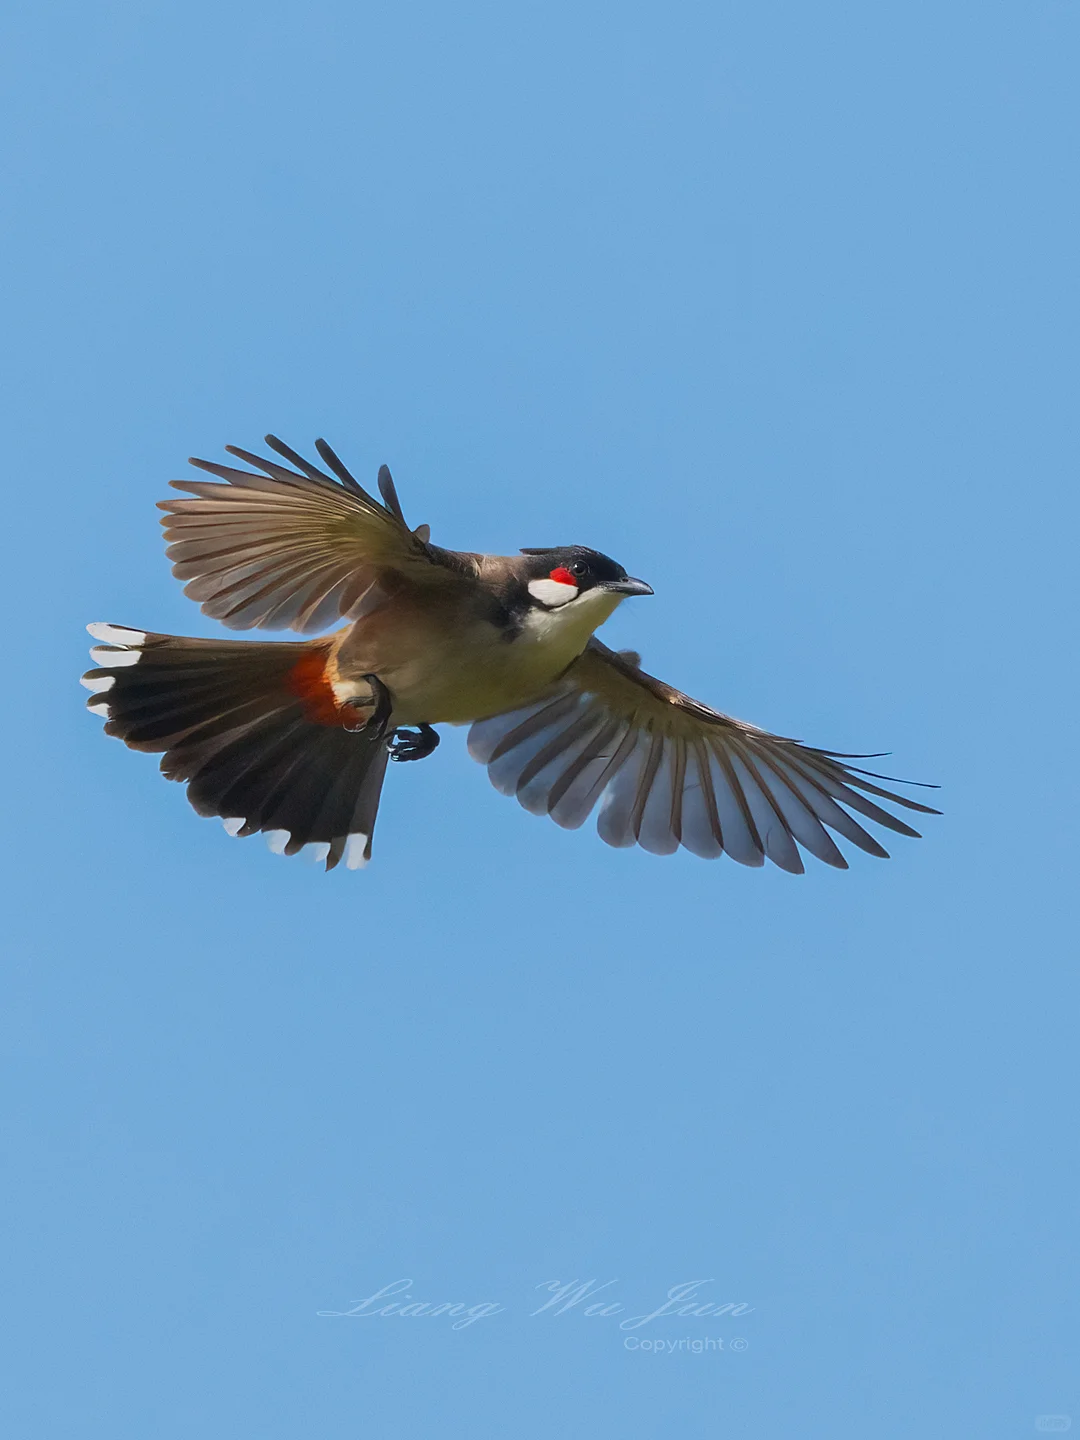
xmin=602 ymin=577 xmax=654 ymax=597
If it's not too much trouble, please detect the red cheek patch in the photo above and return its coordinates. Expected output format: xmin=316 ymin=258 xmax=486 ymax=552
xmin=549 ymin=566 xmax=577 ymax=586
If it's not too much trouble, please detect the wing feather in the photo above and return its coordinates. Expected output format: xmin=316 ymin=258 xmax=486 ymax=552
xmin=159 ymin=438 xmax=476 ymax=632
xmin=706 ymin=742 xmax=766 ymax=867
xmin=637 ymin=739 xmax=681 ymax=856
xmin=466 ymin=639 xmax=938 ymax=870
xmin=548 ymin=717 xmax=627 ymax=828
xmin=552 ymin=722 xmax=637 ymax=832
xmin=596 ymin=735 xmax=649 ymax=848
xmin=728 ymin=745 xmax=804 ymax=874
xmin=515 ymin=710 xmax=608 ymax=815
xmin=679 ymin=742 xmax=725 ymax=860
xmin=742 ymin=746 xmax=849 ymax=869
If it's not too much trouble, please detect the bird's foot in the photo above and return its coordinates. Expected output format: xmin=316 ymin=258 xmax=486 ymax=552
xmin=342 ymin=674 xmax=393 ymax=737
xmin=387 ymin=723 xmax=441 ymax=763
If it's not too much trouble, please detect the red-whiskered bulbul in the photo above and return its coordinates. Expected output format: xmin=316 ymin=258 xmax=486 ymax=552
xmin=81 ymin=436 xmax=938 ymax=871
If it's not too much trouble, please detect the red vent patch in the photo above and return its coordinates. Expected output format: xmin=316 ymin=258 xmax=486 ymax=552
xmin=286 ymin=651 xmax=342 ymax=725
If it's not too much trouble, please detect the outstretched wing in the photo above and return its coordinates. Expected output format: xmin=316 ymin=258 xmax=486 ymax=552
xmin=159 ymin=436 xmax=477 ymax=633
xmin=468 ymin=640 xmax=939 ymax=871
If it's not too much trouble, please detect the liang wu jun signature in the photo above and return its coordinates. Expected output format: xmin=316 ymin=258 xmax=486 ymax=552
xmin=318 ymin=1278 xmax=754 ymax=1333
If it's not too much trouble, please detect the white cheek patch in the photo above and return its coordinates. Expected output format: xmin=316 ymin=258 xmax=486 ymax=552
xmin=528 ymin=577 xmax=579 ymax=608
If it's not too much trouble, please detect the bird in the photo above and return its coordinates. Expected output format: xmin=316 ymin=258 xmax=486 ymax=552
xmin=81 ymin=435 xmax=938 ymax=872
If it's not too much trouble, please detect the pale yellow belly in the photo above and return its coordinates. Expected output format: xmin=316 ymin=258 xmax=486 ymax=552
xmin=381 ymin=632 xmax=572 ymax=724
xmin=331 ymin=586 xmax=621 ymax=726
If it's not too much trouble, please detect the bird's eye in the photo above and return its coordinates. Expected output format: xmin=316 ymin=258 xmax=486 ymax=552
xmin=570 ymin=561 xmax=587 ymax=577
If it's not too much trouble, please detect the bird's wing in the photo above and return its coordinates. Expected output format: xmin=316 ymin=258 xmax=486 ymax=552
xmin=468 ymin=639 xmax=939 ymax=870
xmin=158 ymin=436 xmax=479 ymax=632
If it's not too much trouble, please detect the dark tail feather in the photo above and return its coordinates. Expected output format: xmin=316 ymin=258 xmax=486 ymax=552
xmin=81 ymin=623 xmax=389 ymax=869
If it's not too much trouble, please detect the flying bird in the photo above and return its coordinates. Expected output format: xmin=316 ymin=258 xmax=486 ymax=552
xmin=81 ymin=436 xmax=938 ymax=871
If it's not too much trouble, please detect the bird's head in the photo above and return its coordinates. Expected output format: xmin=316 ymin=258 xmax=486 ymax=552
xmin=519 ymin=546 xmax=653 ymax=613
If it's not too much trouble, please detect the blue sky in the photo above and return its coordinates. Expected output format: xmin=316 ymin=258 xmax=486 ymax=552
xmin=2 ymin=1 xmax=1078 ymax=1435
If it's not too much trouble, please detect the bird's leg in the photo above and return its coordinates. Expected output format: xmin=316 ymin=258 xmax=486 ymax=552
xmin=341 ymin=674 xmax=393 ymax=737
xmin=387 ymin=723 xmax=441 ymax=763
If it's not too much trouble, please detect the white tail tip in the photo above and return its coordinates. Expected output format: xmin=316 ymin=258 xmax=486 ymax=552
xmin=86 ymin=623 xmax=147 ymax=646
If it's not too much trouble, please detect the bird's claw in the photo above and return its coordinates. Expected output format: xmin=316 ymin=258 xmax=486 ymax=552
xmin=387 ymin=724 xmax=441 ymax=763
xmin=342 ymin=674 xmax=393 ymax=737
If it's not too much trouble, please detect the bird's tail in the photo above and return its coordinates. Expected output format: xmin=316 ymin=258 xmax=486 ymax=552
xmin=81 ymin=623 xmax=389 ymax=869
